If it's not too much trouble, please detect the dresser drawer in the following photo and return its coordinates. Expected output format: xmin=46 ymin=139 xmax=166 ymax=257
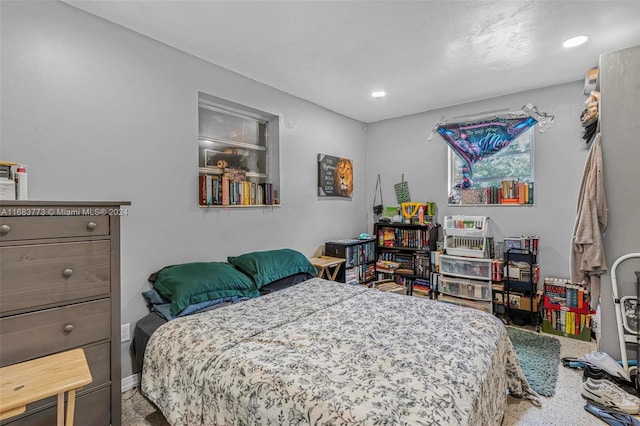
xmin=0 ymin=299 xmax=110 ymax=366
xmin=0 ymin=241 xmax=111 ymax=315
xmin=0 ymin=215 xmax=109 ymax=241
xmin=1 ymin=385 xmax=111 ymax=426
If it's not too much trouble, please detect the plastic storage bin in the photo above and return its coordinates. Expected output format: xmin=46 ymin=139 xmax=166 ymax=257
xmin=443 ymin=215 xmax=489 ymax=237
xmin=439 ymin=254 xmax=492 ymax=280
xmin=439 ymin=275 xmax=491 ymax=302
xmin=444 ymin=235 xmax=494 ymax=258
xmin=443 ymin=216 xmax=492 ymax=258
xmin=439 ymin=294 xmax=493 ymax=313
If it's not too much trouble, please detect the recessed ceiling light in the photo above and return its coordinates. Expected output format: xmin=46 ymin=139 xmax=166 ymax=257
xmin=371 ymin=91 xmax=386 ymax=98
xmin=563 ymin=35 xmax=588 ymax=48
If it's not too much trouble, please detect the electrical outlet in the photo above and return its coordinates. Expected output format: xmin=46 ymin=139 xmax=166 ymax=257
xmin=121 ymin=323 xmax=130 ymax=343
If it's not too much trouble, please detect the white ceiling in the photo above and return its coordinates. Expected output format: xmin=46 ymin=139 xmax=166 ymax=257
xmin=63 ymin=0 xmax=640 ymax=123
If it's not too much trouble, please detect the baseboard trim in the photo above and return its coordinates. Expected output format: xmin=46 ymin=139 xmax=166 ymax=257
xmin=121 ymin=373 xmax=140 ymax=392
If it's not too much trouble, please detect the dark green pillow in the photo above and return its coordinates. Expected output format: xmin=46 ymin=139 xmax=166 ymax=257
xmin=153 ymin=262 xmax=259 ymax=315
xmin=228 ymin=249 xmax=317 ymax=289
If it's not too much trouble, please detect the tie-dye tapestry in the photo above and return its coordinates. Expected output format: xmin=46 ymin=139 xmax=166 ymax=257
xmin=437 ymin=114 xmax=537 ymax=188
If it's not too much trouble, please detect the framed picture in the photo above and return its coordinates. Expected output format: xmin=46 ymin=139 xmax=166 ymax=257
xmin=317 ymin=154 xmax=353 ymax=198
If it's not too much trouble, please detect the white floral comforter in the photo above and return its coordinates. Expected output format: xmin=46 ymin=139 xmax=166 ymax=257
xmin=142 ymin=278 xmax=538 ymax=425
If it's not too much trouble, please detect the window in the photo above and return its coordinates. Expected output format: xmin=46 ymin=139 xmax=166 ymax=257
xmin=448 ymin=128 xmax=534 ymax=204
xmin=198 ymin=93 xmax=279 ymax=206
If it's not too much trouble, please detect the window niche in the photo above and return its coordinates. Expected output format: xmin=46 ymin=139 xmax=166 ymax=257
xmin=198 ymin=92 xmax=279 ymax=206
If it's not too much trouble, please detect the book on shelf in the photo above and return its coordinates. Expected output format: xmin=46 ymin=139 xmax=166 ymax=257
xmin=377 ymin=227 xmax=436 ymax=250
xmin=413 ymin=252 xmax=431 ymax=278
xmin=480 ymin=181 xmax=535 ymax=205
xmin=412 ymin=284 xmax=431 ymax=298
xmin=199 ymin=175 xmax=223 ymax=206
xmin=201 ymin=172 xmax=276 ymax=206
xmin=375 ymin=260 xmax=400 ymax=273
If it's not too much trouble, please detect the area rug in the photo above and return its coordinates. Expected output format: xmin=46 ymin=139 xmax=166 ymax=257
xmin=506 ymin=326 xmax=561 ymax=397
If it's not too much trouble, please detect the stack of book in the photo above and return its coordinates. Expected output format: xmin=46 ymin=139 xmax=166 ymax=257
xmin=412 ymin=278 xmax=433 ymax=298
xmin=375 ymin=260 xmax=400 ymax=274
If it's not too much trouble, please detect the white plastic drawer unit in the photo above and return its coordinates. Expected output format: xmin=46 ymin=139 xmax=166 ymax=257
xmin=439 ymin=275 xmax=491 ymax=302
xmin=438 ymin=294 xmax=493 ymax=314
xmin=439 ymin=255 xmax=492 ymax=280
xmin=443 ymin=215 xmax=489 ymax=237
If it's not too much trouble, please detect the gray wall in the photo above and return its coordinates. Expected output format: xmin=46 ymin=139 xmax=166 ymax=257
xmin=1 ymin=1 xmax=369 ymax=380
xmin=597 ymin=46 xmax=640 ymax=361
xmin=366 ymin=82 xmax=590 ymax=279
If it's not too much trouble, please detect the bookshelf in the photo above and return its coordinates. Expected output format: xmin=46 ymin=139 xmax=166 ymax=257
xmin=373 ymin=222 xmax=439 ymax=298
xmin=324 ymin=238 xmax=376 ymax=285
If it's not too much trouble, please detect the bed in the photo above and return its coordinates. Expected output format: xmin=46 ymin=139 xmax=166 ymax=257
xmin=140 ymin=268 xmax=539 ymax=425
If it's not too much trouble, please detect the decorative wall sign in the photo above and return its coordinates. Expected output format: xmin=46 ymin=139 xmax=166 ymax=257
xmin=318 ymin=154 xmax=353 ymax=197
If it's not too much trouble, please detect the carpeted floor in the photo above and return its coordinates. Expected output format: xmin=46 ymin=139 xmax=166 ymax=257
xmin=122 ymin=329 xmax=602 ymax=425
xmin=506 ymin=326 xmax=561 ymax=397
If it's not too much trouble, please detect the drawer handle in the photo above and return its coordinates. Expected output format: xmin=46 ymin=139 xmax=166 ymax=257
xmin=63 ymin=268 xmax=73 ymax=278
xmin=86 ymin=221 xmax=97 ymax=231
xmin=0 ymin=224 xmax=10 ymax=235
xmin=63 ymin=324 xmax=74 ymax=333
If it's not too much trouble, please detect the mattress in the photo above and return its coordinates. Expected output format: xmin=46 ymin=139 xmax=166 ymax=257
xmin=142 ymin=278 xmax=538 ymax=425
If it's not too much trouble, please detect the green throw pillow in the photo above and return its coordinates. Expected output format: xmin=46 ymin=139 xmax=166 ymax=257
xmin=228 ymin=249 xmax=317 ymax=289
xmin=153 ymin=262 xmax=259 ymax=315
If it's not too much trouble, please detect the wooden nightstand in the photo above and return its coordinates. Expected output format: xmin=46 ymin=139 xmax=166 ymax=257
xmin=308 ymin=256 xmax=346 ymax=281
xmin=0 ymin=349 xmax=92 ymax=426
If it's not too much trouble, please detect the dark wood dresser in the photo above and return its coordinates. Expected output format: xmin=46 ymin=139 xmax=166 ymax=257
xmin=0 ymin=201 xmax=129 ymax=426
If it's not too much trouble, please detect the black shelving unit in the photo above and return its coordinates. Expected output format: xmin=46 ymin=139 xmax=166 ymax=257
xmin=505 ymin=248 xmax=541 ymax=331
xmin=373 ymin=222 xmax=439 ymax=297
xmin=324 ymin=238 xmax=376 ymax=285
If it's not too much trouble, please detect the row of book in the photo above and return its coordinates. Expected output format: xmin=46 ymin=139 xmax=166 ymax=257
xmin=325 ymin=240 xmax=375 ymax=268
xmin=377 ymin=227 xmax=435 ymax=250
xmin=545 ymin=308 xmax=591 ymax=336
xmin=504 ymin=235 xmax=540 ymax=255
xmin=374 ymin=274 xmax=434 ymax=299
xmin=376 ymin=251 xmax=431 ymax=278
xmin=413 ymin=253 xmax=431 ymax=278
xmin=544 ymin=277 xmax=589 ymax=310
xmin=497 ymin=180 xmax=534 ymax=204
xmin=198 ymin=174 xmax=277 ymax=206
xmin=345 ymin=263 xmax=376 ymax=285
xmin=456 ymin=181 xmax=534 ymax=205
